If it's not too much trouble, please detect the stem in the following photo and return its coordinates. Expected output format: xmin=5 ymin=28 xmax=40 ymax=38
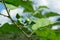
xmin=2 ymin=0 xmax=14 ymax=23
xmin=27 ymin=31 xmax=35 ymax=38
xmin=2 ymin=0 xmax=29 ymax=38
xmin=0 ymin=13 xmax=8 ymax=17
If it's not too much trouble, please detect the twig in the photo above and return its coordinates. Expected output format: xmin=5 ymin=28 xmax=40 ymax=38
xmin=2 ymin=0 xmax=29 ymax=38
xmin=0 ymin=13 xmax=8 ymax=17
xmin=2 ymin=0 xmax=14 ymax=23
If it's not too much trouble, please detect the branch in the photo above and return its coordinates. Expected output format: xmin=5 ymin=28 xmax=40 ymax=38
xmin=2 ymin=0 xmax=30 ymax=38
xmin=2 ymin=0 xmax=14 ymax=23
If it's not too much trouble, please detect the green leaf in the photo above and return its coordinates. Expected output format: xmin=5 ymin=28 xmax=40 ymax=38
xmin=54 ymin=29 xmax=60 ymax=40
xmin=0 ymin=23 xmax=20 ymax=33
xmin=39 ymin=6 xmax=48 ymax=9
xmin=44 ymin=12 xmax=59 ymax=17
xmin=5 ymin=3 xmax=17 ymax=10
xmin=33 ymin=9 xmax=44 ymax=18
xmin=35 ymin=28 xmax=57 ymax=40
xmin=33 ymin=13 xmax=44 ymax=18
xmin=5 ymin=0 xmax=34 ymax=12
xmin=32 ymin=18 xmax=54 ymax=31
xmin=16 ymin=13 xmax=20 ymax=19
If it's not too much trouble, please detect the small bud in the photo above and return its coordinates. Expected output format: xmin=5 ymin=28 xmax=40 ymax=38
xmin=26 ymin=18 xmax=30 ymax=22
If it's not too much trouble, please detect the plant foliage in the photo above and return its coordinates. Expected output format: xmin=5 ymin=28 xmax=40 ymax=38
xmin=0 ymin=0 xmax=60 ymax=40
